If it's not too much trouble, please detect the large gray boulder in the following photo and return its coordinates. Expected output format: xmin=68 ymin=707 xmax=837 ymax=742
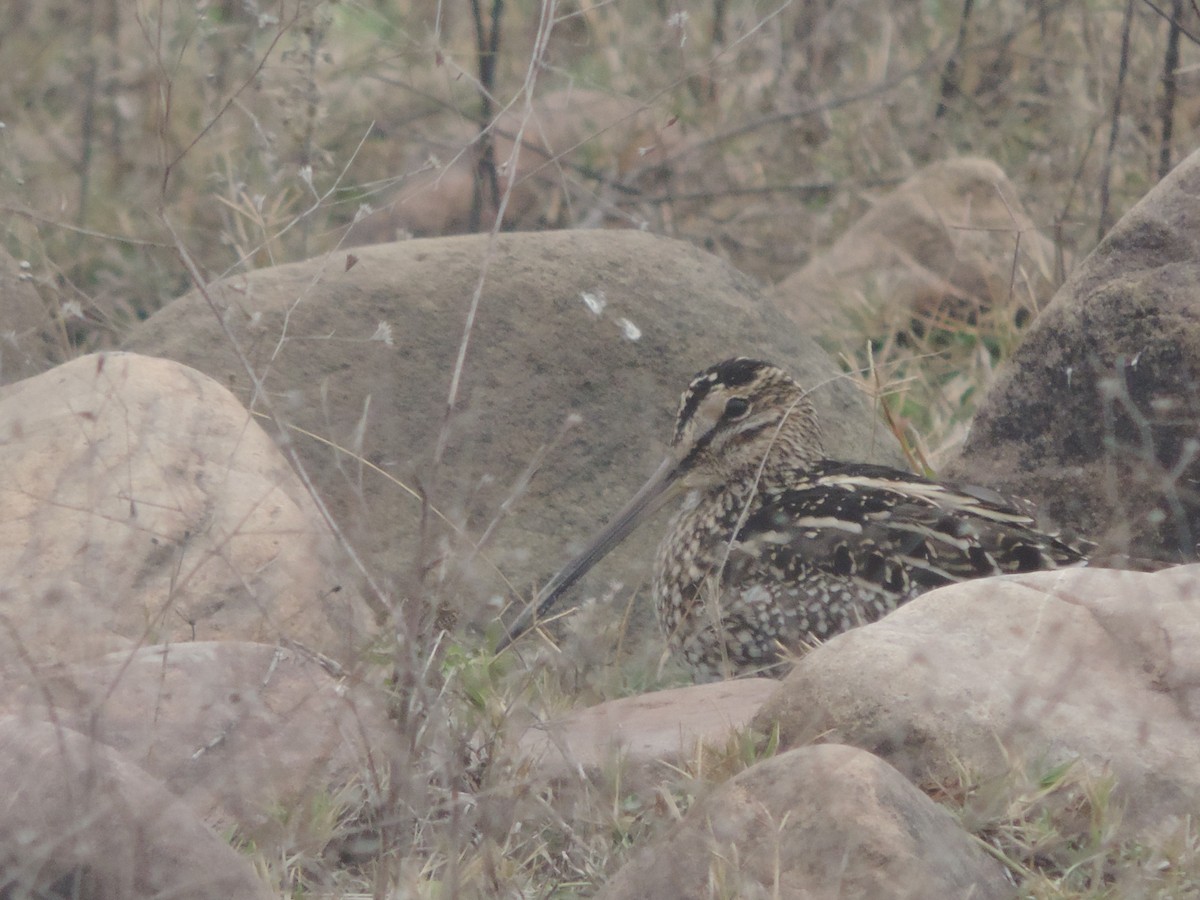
xmin=122 ymin=230 xmax=903 ymax=650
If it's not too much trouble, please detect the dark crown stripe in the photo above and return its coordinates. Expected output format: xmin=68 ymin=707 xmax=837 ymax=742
xmin=677 ymin=358 xmax=772 ymax=438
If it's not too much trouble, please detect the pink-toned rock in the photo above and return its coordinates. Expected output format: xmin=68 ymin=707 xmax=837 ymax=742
xmin=0 ymin=352 xmax=371 ymax=665
xmin=772 ymin=157 xmax=1057 ymax=339
xmin=1 ymin=641 xmax=405 ymax=839
xmin=756 ymin=565 xmax=1200 ymax=832
xmin=348 ymin=88 xmax=682 ymax=241
xmin=0 ymin=715 xmax=272 ymax=899
xmin=597 ymin=743 xmax=1010 ymax=900
xmin=514 ymin=679 xmax=776 ymax=780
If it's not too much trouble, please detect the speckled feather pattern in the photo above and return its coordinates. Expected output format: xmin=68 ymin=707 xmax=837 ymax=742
xmin=653 ymin=360 xmax=1087 ymax=681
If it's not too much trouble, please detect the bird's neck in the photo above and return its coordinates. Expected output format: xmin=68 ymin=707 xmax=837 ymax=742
xmin=678 ymin=475 xmax=770 ymax=535
xmin=727 ymin=447 xmax=820 ymax=494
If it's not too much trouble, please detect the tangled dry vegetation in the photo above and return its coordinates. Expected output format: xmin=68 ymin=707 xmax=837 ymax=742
xmin=6 ymin=0 xmax=1196 ymax=456
xmin=3 ymin=0 xmax=1200 ymax=896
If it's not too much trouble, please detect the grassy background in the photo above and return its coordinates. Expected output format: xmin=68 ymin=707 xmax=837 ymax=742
xmin=5 ymin=0 xmax=1196 ymax=459
xmin=5 ymin=0 xmax=1194 ymax=343
xmin=3 ymin=0 xmax=1200 ymax=896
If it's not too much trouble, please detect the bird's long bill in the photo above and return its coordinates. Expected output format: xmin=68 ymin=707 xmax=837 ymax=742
xmin=496 ymin=454 xmax=684 ymax=652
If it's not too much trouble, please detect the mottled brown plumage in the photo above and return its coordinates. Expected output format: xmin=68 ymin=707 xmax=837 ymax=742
xmin=499 ymin=358 xmax=1088 ymax=680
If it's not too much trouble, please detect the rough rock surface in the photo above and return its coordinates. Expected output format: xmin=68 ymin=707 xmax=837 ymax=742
xmin=945 ymin=147 xmax=1200 ymax=562
xmin=771 ymin=157 xmax=1057 ymax=341
xmin=514 ymin=678 xmax=776 ymax=782
xmin=0 ymin=715 xmax=272 ymax=900
xmin=0 ymin=641 xmax=404 ymax=839
xmin=755 ymin=565 xmax=1200 ymax=832
xmin=596 ymin=743 xmax=1011 ymax=900
xmin=0 ymin=352 xmax=371 ymax=664
xmin=121 ymin=230 xmax=905 ymax=640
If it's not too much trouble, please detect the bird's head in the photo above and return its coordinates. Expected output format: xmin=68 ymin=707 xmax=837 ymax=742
xmin=670 ymin=358 xmax=824 ymax=488
xmin=495 ymin=358 xmax=822 ymax=652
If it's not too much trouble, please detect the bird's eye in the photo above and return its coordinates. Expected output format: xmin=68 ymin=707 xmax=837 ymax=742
xmin=724 ymin=397 xmax=751 ymax=419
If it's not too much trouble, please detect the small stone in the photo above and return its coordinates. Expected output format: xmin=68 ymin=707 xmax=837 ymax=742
xmin=596 ymin=743 xmax=1011 ymax=900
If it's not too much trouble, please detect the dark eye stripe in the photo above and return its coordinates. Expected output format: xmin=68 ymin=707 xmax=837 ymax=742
xmin=676 ymin=358 xmax=770 ymax=440
xmin=681 ymin=420 xmax=770 ymax=469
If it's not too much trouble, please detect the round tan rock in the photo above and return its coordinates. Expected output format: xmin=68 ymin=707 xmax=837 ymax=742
xmin=1 ymin=640 xmax=405 ymax=840
xmin=756 ymin=565 xmax=1200 ymax=832
xmin=0 ymin=715 xmax=272 ymax=899
xmin=596 ymin=743 xmax=1010 ymax=900
xmin=0 ymin=352 xmax=371 ymax=664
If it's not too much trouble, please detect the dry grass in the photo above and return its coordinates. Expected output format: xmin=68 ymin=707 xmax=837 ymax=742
xmin=940 ymin=757 xmax=1200 ymax=899
xmin=4 ymin=0 xmax=1200 ymax=896
xmin=4 ymin=0 xmax=1192 ymax=339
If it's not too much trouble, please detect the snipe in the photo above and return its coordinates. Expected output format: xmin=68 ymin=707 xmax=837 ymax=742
xmin=498 ymin=358 xmax=1087 ymax=680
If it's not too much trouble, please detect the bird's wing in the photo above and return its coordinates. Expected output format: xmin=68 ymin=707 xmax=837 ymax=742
xmin=729 ymin=461 xmax=1086 ymax=597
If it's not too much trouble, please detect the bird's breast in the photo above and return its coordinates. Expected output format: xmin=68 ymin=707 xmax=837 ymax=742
xmin=652 ymin=486 xmax=759 ymax=623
